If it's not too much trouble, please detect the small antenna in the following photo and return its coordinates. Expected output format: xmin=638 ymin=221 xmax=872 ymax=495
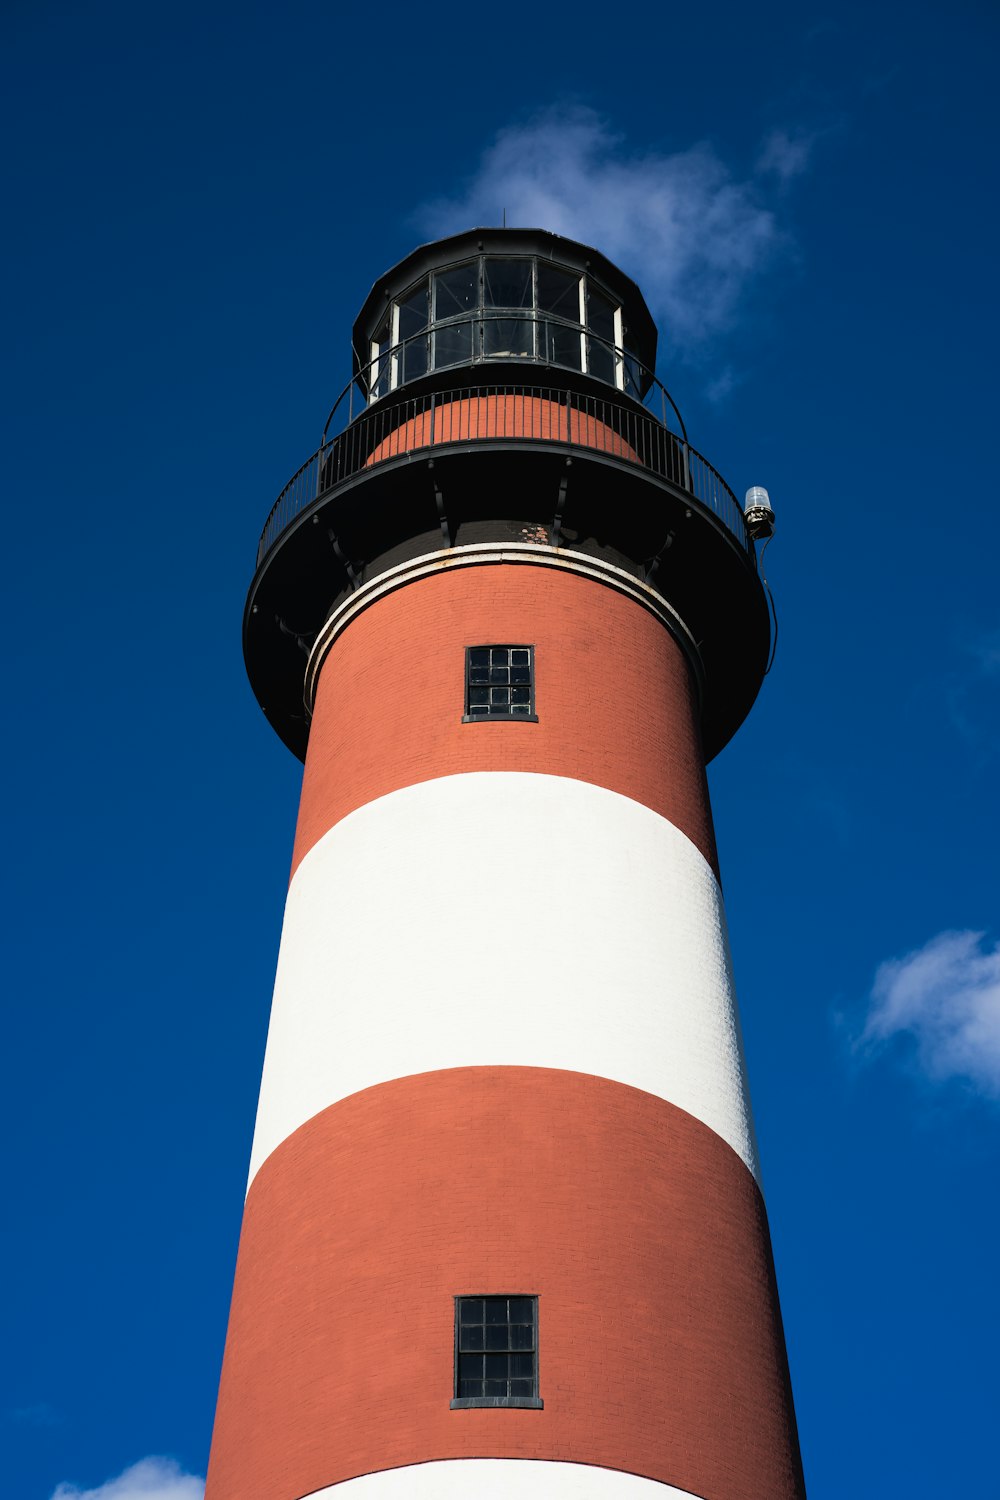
xmin=503 ymin=207 xmax=507 ymax=228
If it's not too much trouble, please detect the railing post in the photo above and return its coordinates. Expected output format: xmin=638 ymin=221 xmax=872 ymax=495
xmin=682 ymin=441 xmax=691 ymax=493
xmin=429 ymin=390 xmax=436 ymax=448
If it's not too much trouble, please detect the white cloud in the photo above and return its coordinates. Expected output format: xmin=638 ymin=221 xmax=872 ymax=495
xmin=859 ymin=930 xmax=1000 ymax=1095
xmin=51 ymin=1456 xmax=204 ymax=1500
xmin=417 ymin=106 xmax=796 ymax=353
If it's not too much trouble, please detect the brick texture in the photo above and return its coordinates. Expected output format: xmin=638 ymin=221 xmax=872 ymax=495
xmin=364 ymin=394 xmax=641 ymax=467
xmin=292 ymin=564 xmax=718 ymax=880
xmin=205 ymin=1068 xmax=805 ymax=1500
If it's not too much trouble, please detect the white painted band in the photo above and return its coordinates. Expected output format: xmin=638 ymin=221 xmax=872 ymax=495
xmin=303 ymin=1459 xmax=706 ymax=1500
xmin=303 ymin=543 xmax=702 ymax=713
xmin=248 ymin=773 xmax=758 ymax=1188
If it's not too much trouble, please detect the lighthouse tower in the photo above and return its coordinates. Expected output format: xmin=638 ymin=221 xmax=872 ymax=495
xmin=205 ymin=229 xmax=806 ymax=1500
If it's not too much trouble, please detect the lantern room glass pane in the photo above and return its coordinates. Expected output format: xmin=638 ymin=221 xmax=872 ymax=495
xmin=400 ymin=336 xmax=428 ymax=382
xmin=587 ymin=286 xmax=616 ymax=382
xmin=484 ymin=258 xmax=533 ymax=308
xmin=398 ymin=286 xmax=429 ymax=337
xmin=588 ymin=335 xmax=615 ymax=383
xmin=433 ymin=319 xmax=475 ymax=369
xmin=371 ymin=312 xmax=392 ymax=398
xmin=539 ymin=318 xmax=582 ymax=370
xmin=587 ymin=286 xmax=615 ymax=340
xmin=537 ymin=264 xmax=580 ymax=320
xmin=484 ymin=316 xmax=533 ymax=357
xmin=435 ymin=262 xmax=478 ymax=318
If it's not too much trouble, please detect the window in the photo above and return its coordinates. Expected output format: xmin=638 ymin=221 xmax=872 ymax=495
xmin=366 ymin=255 xmax=643 ymax=401
xmin=465 ymin=645 xmax=535 ymax=721
xmin=451 ymin=1296 xmax=542 ymax=1409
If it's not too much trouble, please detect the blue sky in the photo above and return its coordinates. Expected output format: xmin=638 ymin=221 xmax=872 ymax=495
xmin=3 ymin=2 xmax=998 ymax=1496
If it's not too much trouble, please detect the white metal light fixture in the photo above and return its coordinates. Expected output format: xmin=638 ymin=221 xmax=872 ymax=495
xmin=744 ymin=485 xmax=775 ymax=540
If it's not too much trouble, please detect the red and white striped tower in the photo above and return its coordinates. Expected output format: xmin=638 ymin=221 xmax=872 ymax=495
xmin=206 ymin=229 xmax=805 ymax=1500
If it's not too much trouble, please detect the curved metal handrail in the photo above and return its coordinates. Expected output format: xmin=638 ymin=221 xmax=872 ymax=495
xmin=256 ymin=381 xmax=750 ymax=568
xmin=321 ymin=317 xmax=689 ymax=444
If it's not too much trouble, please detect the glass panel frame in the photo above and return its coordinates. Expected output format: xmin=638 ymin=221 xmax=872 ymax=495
xmin=453 ymin=1295 xmax=541 ymax=1407
xmin=368 ymin=256 xmax=634 ymax=399
xmin=464 ymin=645 xmax=536 ymax=722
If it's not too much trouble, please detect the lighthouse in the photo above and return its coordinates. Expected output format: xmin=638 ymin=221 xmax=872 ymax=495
xmin=205 ymin=229 xmax=806 ymax=1500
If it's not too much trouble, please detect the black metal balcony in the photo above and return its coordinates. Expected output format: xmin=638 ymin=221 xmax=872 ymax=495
xmin=243 ymin=336 xmax=768 ymax=766
xmin=256 ymin=337 xmax=751 ymax=568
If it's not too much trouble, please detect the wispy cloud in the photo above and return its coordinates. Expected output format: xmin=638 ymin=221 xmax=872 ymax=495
xmin=755 ymin=127 xmax=815 ymax=184
xmin=51 ymin=1456 xmax=204 ymax=1500
xmin=858 ymin=930 xmax=1000 ymax=1096
xmin=417 ymin=106 xmax=805 ymax=354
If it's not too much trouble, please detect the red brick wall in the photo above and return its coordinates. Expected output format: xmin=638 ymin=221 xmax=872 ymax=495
xmin=205 ymin=1068 xmax=805 ymax=1500
xmin=364 ymin=394 xmax=641 ymax=467
xmin=293 ymin=564 xmax=718 ymax=880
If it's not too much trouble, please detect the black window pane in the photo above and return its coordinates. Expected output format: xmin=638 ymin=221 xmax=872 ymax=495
xmin=484 ymin=258 xmax=533 ymax=308
xmin=587 ymin=286 xmax=615 ymax=340
xmin=467 ymin=647 xmax=533 ymax=720
xmin=434 ymin=320 xmax=473 ymax=369
xmin=401 ymin=336 xmax=428 ymax=383
xmin=456 ymin=1296 xmax=538 ymax=1404
xmin=537 ymin=264 xmax=580 ymax=319
xmin=398 ymin=286 xmax=428 ymax=337
xmin=540 ymin=319 xmax=582 ymax=370
xmin=588 ymin=337 xmax=615 ymax=384
xmin=484 ymin=316 xmax=533 ymax=358
xmin=435 ymin=262 xmax=478 ymax=317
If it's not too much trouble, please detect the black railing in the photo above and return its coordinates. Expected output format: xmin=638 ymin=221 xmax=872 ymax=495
xmin=257 ymin=381 xmax=750 ymax=567
xmin=329 ymin=319 xmax=687 ymax=436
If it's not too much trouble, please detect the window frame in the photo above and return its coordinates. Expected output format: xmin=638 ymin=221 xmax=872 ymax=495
xmin=463 ymin=644 xmax=537 ymax=724
xmin=450 ymin=1295 xmax=543 ymax=1411
xmin=367 ymin=255 xmax=635 ymax=403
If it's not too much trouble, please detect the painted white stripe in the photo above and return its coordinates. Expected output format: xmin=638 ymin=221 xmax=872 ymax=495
xmin=249 ymin=773 xmax=758 ymax=1188
xmin=303 ymin=1459 xmax=705 ymax=1500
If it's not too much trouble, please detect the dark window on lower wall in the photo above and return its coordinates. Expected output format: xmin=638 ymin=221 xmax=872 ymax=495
xmin=451 ymin=1296 xmax=542 ymax=1409
xmin=464 ymin=645 xmax=536 ymax=721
